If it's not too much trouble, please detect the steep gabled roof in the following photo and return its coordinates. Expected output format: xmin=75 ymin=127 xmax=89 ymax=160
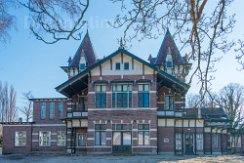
xmin=154 ymin=29 xmax=186 ymax=65
xmin=56 ymin=48 xmax=190 ymax=97
xmin=69 ymin=31 xmax=96 ymax=67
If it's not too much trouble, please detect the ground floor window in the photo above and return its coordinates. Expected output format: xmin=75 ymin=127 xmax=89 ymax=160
xmin=15 ymin=131 xmax=26 ymax=146
xmin=57 ymin=131 xmax=66 ymax=146
xmin=196 ymin=133 xmax=203 ymax=150
xmin=175 ymin=133 xmax=182 ymax=150
xmin=95 ymin=124 xmax=106 ymax=146
xmin=231 ymin=135 xmax=241 ymax=147
xmin=113 ymin=132 xmax=132 ymax=145
xmin=39 ymin=131 xmax=51 ymax=146
xmin=212 ymin=134 xmax=218 ymax=148
xmin=138 ymin=124 xmax=149 ymax=146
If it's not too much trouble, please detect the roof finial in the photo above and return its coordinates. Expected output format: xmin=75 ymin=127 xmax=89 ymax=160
xmin=119 ymin=37 xmax=125 ymax=49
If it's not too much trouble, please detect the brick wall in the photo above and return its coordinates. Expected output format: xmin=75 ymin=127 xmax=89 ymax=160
xmin=3 ymin=125 xmax=32 ymax=154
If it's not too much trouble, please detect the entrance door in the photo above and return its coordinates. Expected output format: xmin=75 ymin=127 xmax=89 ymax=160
xmin=77 ymin=133 xmax=87 ymax=147
xmin=112 ymin=131 xmax=132 ymax=154
xmin=185 ymin=133 xmax=194 ymax=154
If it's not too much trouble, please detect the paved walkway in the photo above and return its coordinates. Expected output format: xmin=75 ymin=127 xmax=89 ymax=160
xmin=0 ymin=154 xmax=243 ymax=163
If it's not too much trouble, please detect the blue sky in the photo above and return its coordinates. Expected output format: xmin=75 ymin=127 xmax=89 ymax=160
xmin=0 ymin=1 xmax=243 ymax=109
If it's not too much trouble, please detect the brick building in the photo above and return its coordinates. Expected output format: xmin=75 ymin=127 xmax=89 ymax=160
xmin=2 ymin=30 xmax=240 ymax=155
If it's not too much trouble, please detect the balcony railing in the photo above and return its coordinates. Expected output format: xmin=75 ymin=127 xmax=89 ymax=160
xmin=67 ymin=103 xmax=88 ymax=118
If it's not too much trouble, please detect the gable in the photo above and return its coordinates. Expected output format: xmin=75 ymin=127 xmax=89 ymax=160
xmin=155 ymin=29 xmax=186 ymax=65
xmin=91 ymin=52 xmax=154 ymax=76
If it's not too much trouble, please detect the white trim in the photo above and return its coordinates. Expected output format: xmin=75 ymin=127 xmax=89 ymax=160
xmin=88 ymin=92 xmax=95 ymax=94
xmin=86 ymin=146 xmax=111 ymax=148
xmin=133 ymin=138 xmax=138 ymax=140
xmin=106 ymin=137 xmax=112 ymax=140
xmin=149 ymin=91 xmax=156 ymax=93
xmin=106 ymin=129 xmax=112 ymax=131
xmin=150 ymin=129 xmax=157 ymax=131
xmin=87 ymin=138 xmax=94 ymax=140
xmin=32 ymin=133 xmax=38 ymax=136
xmin=88 ymin=129 xmax=95 ymax=132
xmin=88 ymin=108 xmax=157 ymax=111
xmin=3 ymin=125 xmax=32 ymax=127
xmin=132 ymin=146 xmax=157 ymax=148
xmin=33 ymin=124 xmax=65 ymax=127
xmin=150 ymin=138 xmax=157 ymax=140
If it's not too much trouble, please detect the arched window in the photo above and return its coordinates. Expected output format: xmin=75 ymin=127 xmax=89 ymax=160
xmin=166 ymin=47 xmax=173 ymax=68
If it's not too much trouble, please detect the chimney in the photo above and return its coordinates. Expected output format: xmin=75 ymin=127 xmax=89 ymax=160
xmin=18 ymin=117 xmax=23 ymax=122
xmin=197 ymin=108 xmax=202 ymax=119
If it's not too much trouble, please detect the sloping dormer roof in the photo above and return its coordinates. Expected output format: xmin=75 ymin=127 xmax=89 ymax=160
xmin=69 ymin=31 xmax=96 ymax=67
xmin=154 ymin=29 xmax=186 ymax=66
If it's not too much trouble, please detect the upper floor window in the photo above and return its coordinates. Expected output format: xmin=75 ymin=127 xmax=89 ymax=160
xmin=49 ymin=102 xmax=55 ymax=119
xmin=40 ymin=102 xmax=46 ymax=119
xmin=166 ymin=47 xmax=173 ymax=68
xmin=15 ymin=131 xmax=26 ymax=146
xmin=115 ymin=63 xmax=120 ymax=70
xmin=112 ymin=84 xmax=132 ymax=108
xmin=164 ymin=95 xmax=174 ymax=110
xmin=124 ymin=62 xmax=129 ymax=70
xmin=58 ymin=102 xmax=64 ymax=119
xmin=96 ymin=85 xmax=106 ymax=108
xmin=138 ymin=84 xmax=150 ymax=107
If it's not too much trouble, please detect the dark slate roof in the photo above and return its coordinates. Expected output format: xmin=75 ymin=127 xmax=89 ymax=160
xmin=69 ymin=31 xmax=96 ymax=67
xmin=154 ymin=29 xmax=186 ymax=65
xmin=184 ymin=108 xmax=229 ymax=121
xmin=56 ymin=48 xmax=190 ymax=97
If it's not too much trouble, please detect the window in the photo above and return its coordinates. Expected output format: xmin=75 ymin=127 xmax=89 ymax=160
xmin=166 ymin=61 xmax=173 ymax=68
xmin=77 ymin=133 xmax=87 ymax=146
xmin=138 ymin=84 xmax=150 ymax=107
xmin=41 ymin=102 xmax=46 ymax=119
xmin=175 ymin=133 xmax=182 ymax=150
xmin=124 ymin=62 xmax=129 ymax=70
xmin=57 ymin=131 xmax=66 ymax=146
xmin=80 ymin=63 xmax=86 ymax=70
xmin=96 ymin=85 xmax=106 ymax=108
xmin=164 ymin=95 xmax=174 ymax=110
xmin=196 ymin=133 xmax=203 ymax=150
xmin=212 ymin=134 xmax=218 ymax=148
xmin=138 ymin=124 xmax=150 ymax=146
xmin=95 ymin=124 xmax=106 ymax=146
xmin=112 ymin=124 xmax=132 ymax=146
xmin=15 ymin=131 xmax=26 ymax=146
xmin=39 ymin=131 xmax=51 ymax=146
xmin=231 ymin=136 xmax=241 ymax=147
xmin=112 ymin=84 xmax=132 ymax=108
xmin=50 ymin=102 xmax=55 ymax=119
xmin=115 ymin=63 xmax=120 ymax=70
xmin=58 ymin=102 xmax=64 ymax=119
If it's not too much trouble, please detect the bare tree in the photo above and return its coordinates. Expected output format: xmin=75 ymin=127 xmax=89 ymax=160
xmin=215 ymin=83 xmax=244 ymax=151
xmin=0 ymin=0 xmax=15 ymax=42
xmin=19 ymin=91 xmax=33 ymax=122
xmin=0 ymin=81 xmax=18 ymax=122
xmin=21 ymin=0 xmax=90 ymax=44
xmin=111 ymin=0 xmax=236 ymax=102
xmin=235 ymin=39 xmax=244 ymax=70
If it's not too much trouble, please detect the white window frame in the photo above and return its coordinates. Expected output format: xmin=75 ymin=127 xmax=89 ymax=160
xmin=57 ymin=131 xmax=66 ymax=146
xmin=175 ymin=133 xmax=182 ymax=150
xmin=39 ymin=131 xmax=51 ymax=146
xmin=196 ymin=133 xmax=203 ymax=150
xmin=15 ymin=131 xmax=27 ymax=147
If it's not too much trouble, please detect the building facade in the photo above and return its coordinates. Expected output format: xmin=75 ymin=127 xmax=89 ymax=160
xmin=2 ymin=30 xmax=240 ymax=155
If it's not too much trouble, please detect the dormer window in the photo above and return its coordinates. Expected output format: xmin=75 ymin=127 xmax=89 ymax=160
xmin=115 ymin=63 xmax=120 ymax=70
xmin=166 ymin=47 xmax=173 ymax=69
xmin=80 ymin=64 xmax=86 ymax=70
xmin=79 ymin=50 xmax=86 ymax=70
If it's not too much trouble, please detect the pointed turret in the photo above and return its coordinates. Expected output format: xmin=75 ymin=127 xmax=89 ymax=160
xmin=153 ymin=29 xmax=192 ymax=81
xmin=61 ymin=31 xmax=97 ymax=78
